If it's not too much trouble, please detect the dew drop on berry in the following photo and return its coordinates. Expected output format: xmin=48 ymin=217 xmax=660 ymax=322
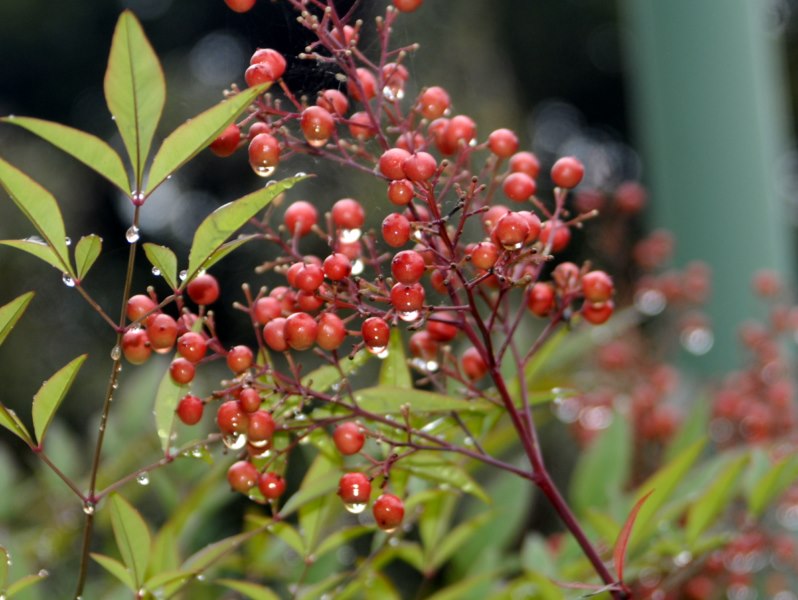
xmin=125 ymin=225 xmax=141 ymax=243
xmin=110 ymin=345 xmax=122 ymax=360
xmin=222 ymin=432 xmax=248 ymax=450
xmin=339 ymin=228 xmax=362 ymax=243
xmin=344 ymin=501 xmax=368 ymax=514
xmin=62 ymin=273 xmax=76 ymax=287
xmin=252 ymin=164 xmax=276 ymax=178
xmin=136 ymin=472 xmax=150 ymax=486
xmin=398 ymin=310 xmax=420 ymax=323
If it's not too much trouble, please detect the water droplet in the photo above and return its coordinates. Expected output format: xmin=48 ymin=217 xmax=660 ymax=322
xmin=351 ymin=259 xmax=364 ymax=275
xmin=376 ymin=348 xmax=389 ymax=359
xmin=62 ymin=273 xmax=76 ymax=287
xmin=502 ymin=241 xmax=524 ymax=251
xmin=680 ymin=326 xmax=714 ymax=355
xmin=111 ymin=115 xmax=116 ymax=121
xmin=344 ymin=501 xmax=367 ymax=514
xmin=222 ymin=432 xmax=247 ymax=450
xmin=37 ymin=569 xmax=49 ymax=577
xmin=398 ymin=310 xmax=419 ymax=322
xmin=151 ymin=266 xmax=161 ymax=276
xmin=552 ymin=396 xmax=580 ymax=423
xmin=578 ymin=405 xmax=613 ymax=431
xmin=110 ymin=345 xmax=121 ymax=360
xmin=136 ymin=472 xmax=150 ymax=486
xmin=252 ymin=164 xmax=276 ymax=178
xmin=83 ymin=501 xmax=95 ymax=515
xmin=196 ymin=573 xmax=206 ymax=582
xmin=634 ymin=288 xmax=666 ymax=316
xmin=411 ymin=229 xmax=424 ymax=242
xmin=294 ymin=172 xmax=307 ymax=177
xmin=673 ymin=550 xmax=692 ymax=567
xmin=64 ymin=237 xmax=72 ymax=246
xmin=306 ymin=137 xmax=328 ymax=149
xmin=24 ymin=235 xmax=45 ymax=244
xmin=339 ymin=228 xmax=362 ymax=243
xmin=125 ymin=225 xmax=140 ymax=243
xmin=250 ymin=446 xmax=271 ymax=458
xmin=382 ymin=526 xmax=398 ymax=534
xmin=132 ymin=192 xmax=145 ymax=205
xmin=179 ymin=270 xmax=188 ymax=281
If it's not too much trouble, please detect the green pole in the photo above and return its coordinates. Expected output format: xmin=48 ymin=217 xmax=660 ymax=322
xmin=620 ymin=0 xmax=795 ymax=373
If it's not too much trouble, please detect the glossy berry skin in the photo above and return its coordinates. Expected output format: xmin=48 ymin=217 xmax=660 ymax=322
xmin=146 ymin=313 xmax=178 ymax=352
xmin=317 ymin=89 xmax=349 ymax=116
xmin=387 ymin=179 xmax=414 ymax=206
xmin=518 ymin=211 xmax=542 ymax=243
xmin=238 ymin=387 xmax=261 ymax=413
xmin=247 ymin=410 xmax=276 ymax=442
xmin=347 ymin=111 xmax=376 ymax=140
xmin=582 ymin=271 xmax=614 ymax=303
xmin=487 ymin=128 xmax=519 ymax=158
xmin=461 ymin=346 xmax=488 ymax=380
xmin=379 ymin=148 xmax=412 ymax=180
xmin=263 ymin=318 xmax=288 ymax=352
xmin=170 ymin=358 xmax=195 ymax=385
xmin=300 ymin=106 xmax=335 ymax=148
xmin=362 ymin=317 xmax=390 ymax=351
xmin=391 ymin=250 xmax=426 ymax=284
xmin=253 ymin=296 xmax=282 ymax=324
xmin=126 ymin=294 xmax=157 ymax=323
xmin=331 ymin=198 xmax=365 ymax=230
xmin=258 ymin=472 xmax=286 ymax=500
xmin=409 ymin=330 xmax=438 ymax=361
xmin=470 ymin=241 xmax=499 ymax=270
xmin=441 ymin=115 xmax=476 ymax=155
xmin=225 ymin=0 xmax=256 ymax=12
xmin=227 ymin=460 xmax=259 ymax=494
xmin=581 ymin=300 xmax=614 ymax=325
xmin=187 ymin=273 xmax=220 ymax=306
xmin=372 ymin=493 xmax=404 ymax=531
xmin=390 ymin=283 xmax=425 ymax=313
xmin=509 ymin=151 xmax=540 ymax=178
xmin=227 ymin=345 xmax=254 ymax=374
xmin=502 ymin=172 xmax=536 ymax=202
xmin=402 ymin=151 xmax=437 ymax=182
xmin=393 ymin=0 xmax=423 ymax=12
xmin=177 ymin=332 xmax=207 ymax=363
xmin=492 ymin=212 xmax=530 ymax=249
xmin=551 ymin=156 xmax=585 ymax=189
xmin=539 ymin=220 xmax=571 ymax=253
xmin=382 ymin=213 xmax=411 ymax=247
xmin=176 ymin=394 xmax=204 ymax=425
xmin=248 ymin=133 xmax=280 ymax=173
xmin=323 ymin=253 xmax=352 ymax=281
xmin=527 ymin=283 xmax=555 ymax=317
xmin=209 ymin=123 xmax=240 ymax=157
xmin=426 ymin=312 xmax=458 ymax=342
xmin=121 ymin=328 xmax=151 ymax=365
xmin=416 ymin=86 xmax=450 ymax=120
xmin=246 ymin=48 xmax=287 ymax=86
xmin=333 ymin=422 xmax=365 ymax=455
xmin=284 ymin=201 xmax=318 ymax=237
xmin=217 ymin=400 xmax=248 ymax=435
xmin=481 ymin=205 xmax=510 ymax=234
xmin=284 ymin=312 xmax=318 ymax=351
xmin=292 ymin=263 xmax=324 ymax=292
xmin=338 ymin=472 xmax=371 ymax=505
xmin=316 ymin=312 xmax=347 ymax=351
xmin=347 ymin=67 xmax=377 ymax=102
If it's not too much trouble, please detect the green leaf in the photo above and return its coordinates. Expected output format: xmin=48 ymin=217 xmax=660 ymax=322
xmin=109 ymin=492 xmax=152 ymax=587
xmin=91 ymin=553 xmax=135 ymax=590
xmin=430 ymin=511 xmax=493 ymax=570
xmin=569 ymin=414 xmax=631 ymax=517
xmin=0 ymin=240 xmax=68 ymax=274
xmin=216 ymin=578 xmax=281 ymax=600
xmin=104 ymin=10 xmax=165 ymax=187
xmin=301 ymin=348 xmax=371 ymax=392
xmin=354 ymin=387 xmax=491 ymax=414
xmin=686 ymin=453 xmax=749 ymax=546
xmin=627 ymin=438 xmax=705 ymax=551
xmin=149 ymin=523 xmax=180 ymax=578
xmin=664 ymin=394 xmax=711 ymax=462
xmin=748 ymin=453 xmax=798 ymax=518
xmin=268 ymin=522 xmax=305 ymax=556
xmin=613 ymin=489 xmax=654 ymax=582
xmin=154 ymin=364 xmax=187 ymax=453
xmin=0 ymin=291 xmax=34 ymax=347
xmin=143 ymin=243 xmax=179 ymax=290
xmin=6 ymin=571 xmax=48 ymax=597
xmin=74 ymin=235 xmax=102 ymax=281
xmin=313 ymin=525 xmax=371 ymax=561
xmin=424 ymin=571 xmax=504 ymax=600
xmin=0 ymin=158 xmax=71 ymax=274
xmin=182 ymin=531 xmax=255 ymax=574
xmin=0 ymin=547 xmax=7 ymax=591
xmin=379 ymin=328 xmax=412 ymax=388
xmin=186 ymin=175 xmax=306 ymax=279
xmin=144 ymin=569 xmax=192 ymax=591
xmin=400 ymin=455 xmax=490 ymax=503
xmin=279 ymin=469 xmax=340 ymax=519
xmin=31 ymin=354 xmax=87 ymax=445
xmin=0 ymin=404 xmax=33 ymax=445
xmin=146 ymin=86 xmax=266 ymax=194
xmin=199 ymin=233 xmax=259 ymax=274
xmin=1 ymin=116 xmax=129 ymax=192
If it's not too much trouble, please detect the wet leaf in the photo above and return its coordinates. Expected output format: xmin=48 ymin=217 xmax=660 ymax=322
xmin=0 ymin=404 xmax=33 ymax=445
xmin=153 ymin=365 xmax=187 ymax=453
xmin=0 ymin=292 xmax=33 ymax=347
xmin=143 ymin=243 xmax=178 ymax=290
xmin=74 ymin=235 xmax=102 ymax=281
xmin=31 ymin=354 xmax=87 ymax=445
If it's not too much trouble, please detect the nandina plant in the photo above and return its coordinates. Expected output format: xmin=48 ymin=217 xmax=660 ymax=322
xmin=0 ymin=2 xmax=797 ymax=599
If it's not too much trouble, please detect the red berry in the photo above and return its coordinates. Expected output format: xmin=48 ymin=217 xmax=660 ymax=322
xmin=338 ymin=472 xmax=371 ymax=506
xmin=238 ymin=387 xmax=261 ymax=413
xmin=217 ymin=400 xmax=248 ymax=435
xmin=470 ymin=241 xmax=499 ymax=270
xmin=581 ymin=300 xmax=614 ymax=325
xmin=347 ymin=111 xmax=376 ymax=140
xmin=551 ymin=156 xmax=584 ymax=189
xmin=284 ymin=312 xmax=318 ymax=351
xmin=379 ymin=148 xmax=412 ymax=180
xmin=416 ymin=86 xmax=450 ymax=120
xmin=509 ymin=151 xmax=540 ymax=178
xmin=527 ymin=283 xmax=555 ymax=317
xmin=441 ymin=115 xmax=476 ymax=155
xmin=284 ymin=201 xmax=318 ymax=237
xmin=224 ymin=0 xmax=256 ymax=13
xmin=248 ymin=121 xmax=270 ymax=139
xmin=392 ymin=0 xmax=423 ymax=12
xmin=539 ymin=220 xmax=571 ymax=253
xmin=258 ymin=472 xmax=286 ymax=500
xmin=246 ymin=48 xmax=286 ymax=86
xmin=293 ymin=263 xmax=325 ymax=293
xmin=186 ymin=273 xmax=220 ymax=306
xmin=248 ymin=133 xmax=281 ymax=176
xmin=426 ymin=312 xmax=458 ymax=342
xmin=518 ymin=211 xmax=541 ymax=243
xmin=347 ymin=67 xmax=377 ymax=102
xmin=391 ymin=250 xmax=426 ymax=284
xmin=176 ymin=394 xmax=204 ymax=425
xmin=481 ymin=205 xmax=510 ymax=234
xmin=263 ymin=317 xmax=288 ymax=351
xmin=461 ymin=346 xmax=488 ymax=380
xmin=146 ymin=313 xmax=178 ymax=352
xmin=402 ymin=151 xmax=437 ymax=182
xmin=121 ymin=328 xmax=151 ymax=365
xmin=487 ymin=128 xmax=519 ymax=158
xmin=502 ymin=172 xmax=537 ymax=202
xmin=381 ymin=213 xmax=411 ymax=247
xmin=177 ymin=332 xmax=207 ymax=363
xmin=614 ymin=181 xmax=647 ymax=214
xmin=409 ymin=330 xmax=438 ymax=362
xmin=333 ymin=422 xmax=365 ymax=455
xmin=362 ymin=317 xmax=390 ymax=352
xmin=317 ymin=89 xmax=349 ymax=116
xmin=316 ymin=312 xmax=347 ymax=351
xmin=227 ymin=460 xmax=258 ymax=494
xmin=331 ymin=198 xmax=365 ymax=230
xmin=390 ymin=282 xmax=425 ymax=315
xmin=372 ymin=493 xmax=404 ymax=531
xmin=254 ymin=296 xmax=282 ymax=324
xmin=226 ymin=345 xmax=254 ymax=374
xmin=126 ymin=294 xmax=157 ymax=322
xmin=247 ymin=410 xmax=276 ymax=442
xmin=323 ymin=253 xmax=352 ymax=281
xmin=170 ymin=357 xmax=196 ymax=385
xmin=492 ymin=212 xmax=530 ymax=249
xmin=330 ymin=24 xmax=356 ymax=48
xmin=387 ymin=179 xmax=415 ymax=206
xmin=582 ymin=271 xmax=614 ymax=303
xmin=209 ymin=123 xmax=240 ymax=157
xmin=300 ymin=105 xmax=335 ymax=148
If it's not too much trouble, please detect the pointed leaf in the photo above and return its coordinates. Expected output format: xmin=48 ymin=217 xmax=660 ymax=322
xmin=143 ymin=243 xmax=178 ymax=290
xmin=613 ymin=489 xmax=654 ymax=583
xmin=400 ymin=455 xmax=490 ymax=503
xmin=430 ymin=511 xmax=493 ymax=570
xmin=146 ymin=85 xmax=267 ymax=194
xmin=0 ymin=240 xmax=64 ymax=272
xmin=74 ymin=235 xmax=102 ymax=281
xmin=354 ymin=386 xmax=491 ymax=414
xmin=6 ymin=571 xmax=48 ymax=597
xmin=109 ymin=492 xmax=152 ymax=587
xmin=268 ymin=522 xmax=305 ymax=556
xmin=0 ymin=158 xmax=71 ymax=273
xmin=199 ymin=233 xmax=259 ymax=273
xmin=216 ymin=579 xmax=280 ymax=600
xmin=313 ymin=525 xmax=371 ymax=561
xmin=91 ymin=553 xmax=135 ymax=590
xmin=279 ymin=469 xmax=340 ymax=519
xmin=301 ymin=348 xmax=371 ymax=392
xmin=0 ymin=404 xmax=33 ymax=445
xmin=144 ymin=569 xmax=192 ymax=590
xmin=0 ymin=291 xmax=34 ymax=347
xmin=1 ymin=116 xmax=129 ymax=191
xmin=685 ymin=453 xmax=749 ymax=546
xmin=154 ymin=364 xmax=187 ymax=453
xmin=104 ymin=10 xmax=165 ymax=186
xmin=186 ymin=175 xmax=306 ymax=279
xmin=748 ymin=453 xmax=798 ymax=518
xmin=379 ymin=328 xmax=412 ymax=388
xmin=182 ymin=530 xmax=255 ymax=573
xmin=31 ymin=354 xmax=87 ymax=445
